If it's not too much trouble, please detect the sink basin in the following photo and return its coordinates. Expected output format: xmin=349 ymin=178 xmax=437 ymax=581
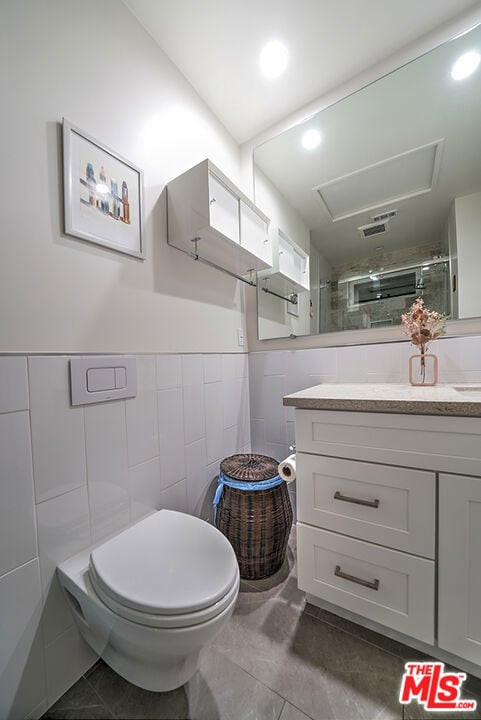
xmin=453 ymin=386 xmax=481 ymax=397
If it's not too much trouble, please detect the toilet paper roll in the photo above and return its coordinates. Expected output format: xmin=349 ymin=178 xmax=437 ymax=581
xmin=278 ymin=454 xmax=296 ymax=484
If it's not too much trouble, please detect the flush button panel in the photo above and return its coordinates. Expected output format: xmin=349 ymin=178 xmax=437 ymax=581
xmin=70 ymin=357 xmax=137 ymax=406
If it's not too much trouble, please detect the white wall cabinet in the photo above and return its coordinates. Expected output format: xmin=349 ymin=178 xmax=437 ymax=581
xmin=167 ymin=159 xmax=272 ymax=276
xmin=208 ymin=173 xmax=240 ymax=244
xmin=258 ymin=228 xmax=309 ymax=295
xmin=240 ymin=202 xmax=271 ymax=267
xmin=293 ymin=408 xmax=481 ymax=676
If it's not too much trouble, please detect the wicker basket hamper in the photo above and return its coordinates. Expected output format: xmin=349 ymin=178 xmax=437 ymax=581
xmin=214 ymin=453 xmax=293 ymax=580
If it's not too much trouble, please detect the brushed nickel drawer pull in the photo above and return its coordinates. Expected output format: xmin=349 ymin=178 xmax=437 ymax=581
xmin=334 ymin=564 xmax=380 ymax=591
xmin=334 ymin=490 xmax=380 ymax=508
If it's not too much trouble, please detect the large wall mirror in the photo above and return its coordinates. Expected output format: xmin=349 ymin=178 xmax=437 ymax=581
xmin=254 ymin=23 xmax=481 ymax=341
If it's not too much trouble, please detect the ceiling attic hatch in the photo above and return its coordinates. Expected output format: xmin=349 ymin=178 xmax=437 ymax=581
xmin=313 ymin=139 xmax=444 ymax=222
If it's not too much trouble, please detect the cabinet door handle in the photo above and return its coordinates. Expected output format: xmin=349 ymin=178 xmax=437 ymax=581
xmin=334 ymin=564 xmax=380 ymax=591
xmin=334 ymin=490 xmax=379 ymax=508
xmin=209 ymin=197 xmax=216 ymax=204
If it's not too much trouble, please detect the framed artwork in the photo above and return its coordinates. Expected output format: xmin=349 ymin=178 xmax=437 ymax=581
xmin=62 ymin=118 xmax=144 ymax=259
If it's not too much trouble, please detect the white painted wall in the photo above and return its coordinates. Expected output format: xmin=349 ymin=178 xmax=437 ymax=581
xmin=0 ymin=0 xmax=244 ymax=354
xmin=454 ymin=191 xmax=481 ymax=320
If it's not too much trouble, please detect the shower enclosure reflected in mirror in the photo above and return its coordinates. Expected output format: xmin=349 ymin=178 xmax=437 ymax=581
xmin=254 ymin=22 xmax=481 ymax=340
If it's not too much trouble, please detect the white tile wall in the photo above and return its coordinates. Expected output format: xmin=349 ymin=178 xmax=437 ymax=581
xmin=84 ymin=402 xmax=130 ymax=543
xmin=435 ymin=335 xmax=481 ymax=383
xmin=159 ymin=477 xmax=188 ymax=513
xmin=29 ymin=357 xmax=87 ymax=503
xmin=0 ymin=412 xmax=37 ymax=576
xmin=125 ymin=356 xmax=159 ymax=468
xmin=36 ymin=487 xmax=91 ymax=645
xmin=183 ymin=384 xmax=206 ymax=444
xmin=128 ymin=457 xmax=162 ymax=521
xmin=0 ymin=559 xmax=46 ymax=720
xmin=0 ymin=356 xmax=28 ymax=413
xmin=156 ymin=354 xmax=182 ymax=389
xmin=203 ymin=354 xmax=222 ymax=384
xmin=0 ymin=352 xmax=250 ymax=719
xmin=222 ymin=353 xmax=248 ymax=381
xmin=157 ymin=387 xmax=186 ymax=486
xmin=204 ymin=381 xmax=225 ymax=464
xmin=185 ymin=438 xmax=208 ymax=515
xmin=182 ymin=354 xmax=204 ymax=385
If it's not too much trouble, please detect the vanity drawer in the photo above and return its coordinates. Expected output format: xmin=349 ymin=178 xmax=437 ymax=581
xmin=295 ymin=409 xmax=481 ymax=477
xmin=297 ymin=454 xmax=435 ymax=558
xmin=297 ymin=523 xmax=434 ymax=644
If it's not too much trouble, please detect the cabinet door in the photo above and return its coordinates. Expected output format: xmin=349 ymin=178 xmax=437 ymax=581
xmin=208 ymin=173 xmax=240 ymax=243
xmin=291 ymin=246 xmax=306 ymax=287
xmin=278 ymin=233 xmax=295 ymax=279
xmin=239 ymin=201 xmax=271 ymax=265
xmin=439 ymin=473 xmax=481 ymax=664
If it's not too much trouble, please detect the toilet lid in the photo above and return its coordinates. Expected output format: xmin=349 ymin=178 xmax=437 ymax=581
xmin=89 ymin=510 xmax=239 ymax=616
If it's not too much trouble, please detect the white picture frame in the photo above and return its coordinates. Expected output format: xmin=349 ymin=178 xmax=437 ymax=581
xmin=62 ymin=119 xmax=144 ymax=259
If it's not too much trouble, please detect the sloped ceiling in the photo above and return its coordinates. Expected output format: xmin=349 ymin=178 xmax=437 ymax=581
xmin=123 ymin=0 xmax=481 ymax=143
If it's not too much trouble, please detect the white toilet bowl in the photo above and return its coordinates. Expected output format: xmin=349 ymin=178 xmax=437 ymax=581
xmin=57 ymin=510 xmax=240 ymax=691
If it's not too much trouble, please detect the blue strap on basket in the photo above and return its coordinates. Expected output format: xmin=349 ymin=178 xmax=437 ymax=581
xmin=213 ymin=470 xmax=284 ymax=525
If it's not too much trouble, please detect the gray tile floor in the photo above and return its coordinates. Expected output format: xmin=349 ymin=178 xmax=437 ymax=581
xmin=42 ymin=530 xmax=481 ymax=720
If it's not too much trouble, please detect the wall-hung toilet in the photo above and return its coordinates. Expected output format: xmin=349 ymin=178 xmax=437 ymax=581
xmin=57 ymin=510 xmax=240 ymax=691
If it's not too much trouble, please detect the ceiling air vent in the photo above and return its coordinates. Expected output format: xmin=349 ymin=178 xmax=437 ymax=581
xmin=358 ymin=219 xmax=391 ymax=239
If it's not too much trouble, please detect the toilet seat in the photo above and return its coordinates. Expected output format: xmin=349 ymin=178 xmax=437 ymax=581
xmin=88 ymin=510 xmax=239 ymax=629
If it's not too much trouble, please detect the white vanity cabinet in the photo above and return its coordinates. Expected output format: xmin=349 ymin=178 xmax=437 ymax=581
xmin=284 ymin=392 xmax=481 ymax=677
xmin=167 ymin=159 xmax=272 ymax=275
xmin=439 ymin=472 xmax=481 ymax=666
xmin=295 ymin=415 xmax=436 ymax=644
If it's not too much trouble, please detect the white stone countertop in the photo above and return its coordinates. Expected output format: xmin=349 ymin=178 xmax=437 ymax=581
xmin=283 ymin=383 xmax=481 ymax=417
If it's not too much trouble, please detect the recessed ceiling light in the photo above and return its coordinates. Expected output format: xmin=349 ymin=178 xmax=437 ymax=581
xmin=451 ymin=51 xmax=480 ymax=80
xmin=301 ymin=129 xmax=321 ymax=150
xmin=259 ymin=41 xmax=288 ymax=79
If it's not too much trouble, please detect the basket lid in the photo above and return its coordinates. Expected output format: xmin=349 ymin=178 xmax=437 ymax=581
xmin=220 ymin=453 xmax=279 ymax=481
